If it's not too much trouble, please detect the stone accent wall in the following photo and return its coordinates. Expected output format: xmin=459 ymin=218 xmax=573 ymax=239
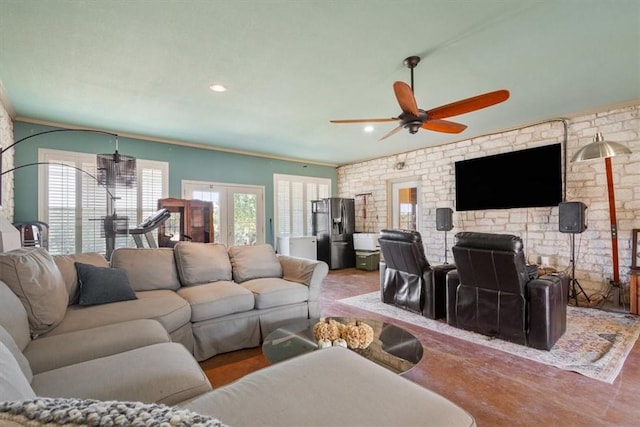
xmin=0 ymin=100 xmax=14 ymax=221
xmin=338 ymin=104 xmax=639 ymax=294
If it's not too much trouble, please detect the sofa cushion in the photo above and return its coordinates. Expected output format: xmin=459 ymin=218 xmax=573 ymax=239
xmin=54 ymin=252 xmax=109 ymax=305
xmin=177 ymin=281 xmax=255 ymax=322
xmin=43 ymin=290 xmax=191 ymax=338
xmin=0 ymin=281 xmax=31 ymax=351
xmin=0 ymin=248 xmax=68 ymax=336
xmin=241 ymin=278 xmax=309 ymax=309
xmin=228 ymin=244 xmax=282 ymax=284
xmin=183 ymin=346 xmax=476 ymax=427
xmin=111 ymin=248 xmax=181 ymax=291
xmin=23 ymin=319 xmax=170 ymax=375
xmin=0 ymin=341 xmax=36 ymax=401
xmin=31 ymin=343 xmax=212 ymax=406
xmin=174 ymin=242 xmax=232 ymax=286
xmin=0 ymin=326 xmax=32 ymax=383
xmin=75 ymin=262 xmax=137 ymax=306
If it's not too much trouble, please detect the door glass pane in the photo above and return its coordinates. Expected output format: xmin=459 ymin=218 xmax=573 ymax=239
xmin=233 ymin=193 xmax=257 ymax=245
xmin=193 ymin=190 xmax=221 ymax=243
xmin=392 ymin=181 xmax=420 ymax=231
xmin=398 ymin=187 xmax=417 ymax=230
xmin=184 ymin=181 xmax=263 ymax=247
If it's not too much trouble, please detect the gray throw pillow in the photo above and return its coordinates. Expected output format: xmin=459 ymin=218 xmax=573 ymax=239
xmin=75 ymin=263 xmax=137 ymax=306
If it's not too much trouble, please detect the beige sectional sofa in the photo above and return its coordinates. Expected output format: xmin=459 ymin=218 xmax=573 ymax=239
xmin=0 ymin=242 xmax=477 ymax=426
xmin=0 ymin=242 xmax=327 ymax=363
xmin=0 ymin=275 xmax=212 ymax=406
xmin=0 ymin=242 xmax=327 ymax=402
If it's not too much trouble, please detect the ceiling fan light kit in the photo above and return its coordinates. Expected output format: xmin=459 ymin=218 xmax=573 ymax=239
xmin=330 ymin=55 xmax=510 ymax=141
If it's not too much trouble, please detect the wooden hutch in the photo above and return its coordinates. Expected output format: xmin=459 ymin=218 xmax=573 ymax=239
xmin=156 ymin=198 xmax=214 ymax=247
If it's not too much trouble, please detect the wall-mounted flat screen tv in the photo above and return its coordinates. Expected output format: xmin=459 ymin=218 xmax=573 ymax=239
xmin=455 ymin=143 xmax=562 ymax=211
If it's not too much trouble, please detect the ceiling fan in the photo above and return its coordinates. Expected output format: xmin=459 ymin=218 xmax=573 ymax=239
xmin=330 ymin=56 xmax=510 ymax=141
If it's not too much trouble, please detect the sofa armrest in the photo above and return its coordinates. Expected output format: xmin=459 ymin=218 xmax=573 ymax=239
xmin=277 ymin=255 xmax=329 ymax=318
xmin=446 ymin=269 xmax=460 ymax=326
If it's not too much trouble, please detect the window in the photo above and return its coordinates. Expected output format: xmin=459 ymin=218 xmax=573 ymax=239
xmin=38 ymin=149 xmax=168 ymax=255
xmin=274 ymin=174 xmax=331 ymax=238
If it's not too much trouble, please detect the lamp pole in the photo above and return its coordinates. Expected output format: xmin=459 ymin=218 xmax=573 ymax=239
xmin=605 ymin=156 xmax=621 ymax=300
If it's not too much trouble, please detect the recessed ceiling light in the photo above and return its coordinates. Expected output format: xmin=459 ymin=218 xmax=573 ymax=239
xmin=209 ymin=84 xmax=226 ymax=92
xmin=364 ymin=125 xmax=374 ymax=133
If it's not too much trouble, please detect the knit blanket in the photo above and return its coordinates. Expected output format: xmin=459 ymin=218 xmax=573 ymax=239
xmin=0 ymin=398 xmax=228 ymax=426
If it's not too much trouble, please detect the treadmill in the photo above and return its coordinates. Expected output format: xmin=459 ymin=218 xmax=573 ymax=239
xmin=104 ymin=209 xmax=171 ymax=259
xmin=128 ymin=208 xmax=172 ymax=248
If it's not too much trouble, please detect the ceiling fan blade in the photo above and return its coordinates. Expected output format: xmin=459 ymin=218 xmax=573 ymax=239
xmin=378 ymin=124 xmax=405 ymax=141
xmin=330 ymin=118 xmax=399 ymax=124
xmin=427 ymin=89 xmax=510 ymax=120
xmin=393 ymin=81 xmax=419 ymax=116
xmin=422 ymin=119 xmax=467 ymax=134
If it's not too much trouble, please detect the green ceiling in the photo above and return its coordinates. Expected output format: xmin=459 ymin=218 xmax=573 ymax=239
xmin=1 ymin=0 xmax=638 ymax=165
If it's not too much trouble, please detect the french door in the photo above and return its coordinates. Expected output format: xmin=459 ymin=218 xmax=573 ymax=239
xmin=182 ymin=181 xmax=264 ymax=247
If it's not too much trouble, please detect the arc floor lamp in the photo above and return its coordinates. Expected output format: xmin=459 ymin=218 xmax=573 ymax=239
xmin=0 ymin=129 xmax=136 ymax=253
xmin=570 ymin=132 xmax=632 ymax=305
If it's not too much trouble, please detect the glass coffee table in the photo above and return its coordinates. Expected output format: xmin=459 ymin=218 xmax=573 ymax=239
xmin=262 ymin=317 xmax=423 ymax=373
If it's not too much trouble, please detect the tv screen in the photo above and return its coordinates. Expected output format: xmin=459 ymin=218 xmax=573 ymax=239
xmin=455 ymin=144 xmax=562 ymax=211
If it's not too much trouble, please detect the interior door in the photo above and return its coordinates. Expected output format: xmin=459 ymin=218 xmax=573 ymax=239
xmin=390 ymin=180 xmax=420 ymax=231
xmin=183 ymin=181 xmax=264 ymax=247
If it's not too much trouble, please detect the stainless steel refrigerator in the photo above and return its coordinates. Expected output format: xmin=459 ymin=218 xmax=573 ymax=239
xmin=311 ymin=197 xmax=355 ymax=269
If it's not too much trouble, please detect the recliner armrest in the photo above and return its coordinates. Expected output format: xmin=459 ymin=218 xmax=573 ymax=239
xmin=445 ymin=270 xmax=460 ymax=326
xmin=379 ymin=261 xmax=388 ymax=302
xmin=526 ymin=275 xmax=568 ymax=350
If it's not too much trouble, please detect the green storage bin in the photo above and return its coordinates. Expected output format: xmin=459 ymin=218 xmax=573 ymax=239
xmin=356 ymin=251 xmax=380 ymax=271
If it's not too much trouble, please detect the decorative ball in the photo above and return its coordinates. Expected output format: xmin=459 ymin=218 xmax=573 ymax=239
xmin=332 ymin=338 xmax=348 ymax=348
xmin=313 ymin=318 xmax=341 ymax=341
xmin=342 ymin=321 xmax=374 ymax=349
xmin=317 ymin=338 xmax=333 ymax=349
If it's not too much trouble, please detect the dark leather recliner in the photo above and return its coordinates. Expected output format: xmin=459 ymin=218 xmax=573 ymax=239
xmin=379 ymin=229 xmax=454 ymax=319
xmin=446 ymin=232 xmax=568 ymax=350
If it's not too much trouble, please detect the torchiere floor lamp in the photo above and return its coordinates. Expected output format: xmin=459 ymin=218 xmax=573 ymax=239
xmin=570 ymin=132 xmax=632 ymax=305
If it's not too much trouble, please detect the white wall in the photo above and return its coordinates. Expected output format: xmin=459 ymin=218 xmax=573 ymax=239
xmin=337 ymin=104 xmax=639 ymax=293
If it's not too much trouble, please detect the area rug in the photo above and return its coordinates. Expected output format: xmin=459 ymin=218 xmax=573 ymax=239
xmin=338 ymin=292 xmax=640 ymax=383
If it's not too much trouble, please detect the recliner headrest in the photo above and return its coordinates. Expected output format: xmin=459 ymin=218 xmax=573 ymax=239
xmin=454 ymin=232 xmax=523 ymax=253
xmin=379 ymin=229 xmax=423 ymax=245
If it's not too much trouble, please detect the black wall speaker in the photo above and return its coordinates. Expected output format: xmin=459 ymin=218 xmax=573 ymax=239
xmin=559 ymin=202 xmax=588 ymax=233
xmin=436 ymin=207 xmax=453 ymax=231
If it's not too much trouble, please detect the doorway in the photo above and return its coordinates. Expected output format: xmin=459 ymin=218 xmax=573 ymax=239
xmin=182 ymin=181 xmax=265 ymax=246
xmin=389 ymin=180 xmax=421 ymax=231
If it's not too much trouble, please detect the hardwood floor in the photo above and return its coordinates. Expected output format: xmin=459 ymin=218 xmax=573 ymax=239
xmin=200 ymin=268 xmax=640 ymax=427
